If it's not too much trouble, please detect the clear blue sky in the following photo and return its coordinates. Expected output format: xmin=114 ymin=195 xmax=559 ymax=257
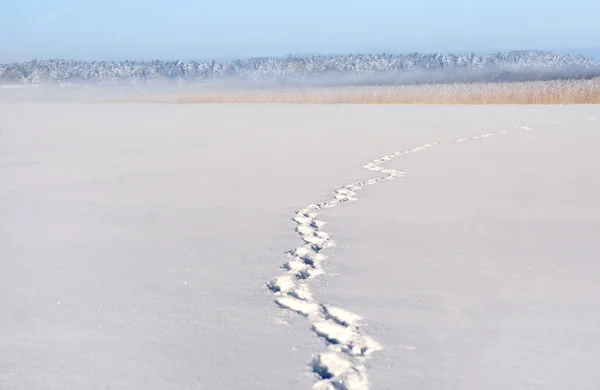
xmin=1 ymin=0 xmax=599 ymax=62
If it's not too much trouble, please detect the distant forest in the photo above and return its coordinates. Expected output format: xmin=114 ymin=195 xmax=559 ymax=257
xmin=1 ymin=51 xmax=599 ymax=86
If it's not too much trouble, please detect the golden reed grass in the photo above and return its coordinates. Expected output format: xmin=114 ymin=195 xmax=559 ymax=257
xmin=114 ymin=78 xmax=600 ymax=104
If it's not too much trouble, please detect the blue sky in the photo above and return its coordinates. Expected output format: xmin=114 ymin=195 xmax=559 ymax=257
xmin=1 ymin=0 xmax=599 ymax=62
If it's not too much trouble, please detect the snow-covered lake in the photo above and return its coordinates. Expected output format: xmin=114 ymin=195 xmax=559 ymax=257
xmin=1 ymin=103 xmax=599 ymax=389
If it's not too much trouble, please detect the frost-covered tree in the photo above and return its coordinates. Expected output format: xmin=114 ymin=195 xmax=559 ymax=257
xmin=1 ymin=51 xmax=598 ymax=86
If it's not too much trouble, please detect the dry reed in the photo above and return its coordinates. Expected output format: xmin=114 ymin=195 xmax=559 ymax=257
xmin=114 ymin=78 xmax=600 ymax=105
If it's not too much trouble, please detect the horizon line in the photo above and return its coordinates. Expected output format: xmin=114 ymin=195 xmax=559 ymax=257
xmin=2 ymin=47 xmax=600 ymax=65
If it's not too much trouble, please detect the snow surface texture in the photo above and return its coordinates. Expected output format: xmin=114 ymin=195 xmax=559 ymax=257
xmin=1 ymin=50 xmax=599 ymax=86
xmin=2 ymin=104 xmax=600 ymax=389
xmin=267 ymin=115 xmax=597 ymax=389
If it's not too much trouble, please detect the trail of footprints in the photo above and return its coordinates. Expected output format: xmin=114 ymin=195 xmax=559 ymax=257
xmin=267 ymin=117 xmax=596 ymax=390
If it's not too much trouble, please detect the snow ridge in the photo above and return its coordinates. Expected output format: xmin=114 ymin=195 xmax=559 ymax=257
xmin=268 ymin=116 xmax=596 ymax=390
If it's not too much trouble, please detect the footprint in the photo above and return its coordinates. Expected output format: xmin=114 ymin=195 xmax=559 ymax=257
xmin=267 ymin=118 xmax=576 ymax=389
